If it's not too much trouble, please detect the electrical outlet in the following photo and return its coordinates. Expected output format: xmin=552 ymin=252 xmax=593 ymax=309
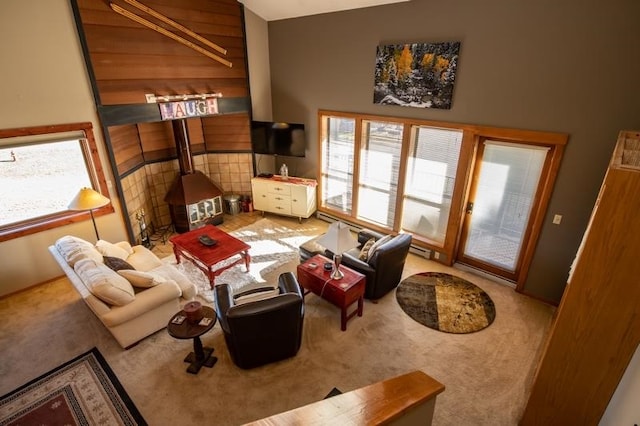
xmin=553 ymin=214 xmax=562 ymax=225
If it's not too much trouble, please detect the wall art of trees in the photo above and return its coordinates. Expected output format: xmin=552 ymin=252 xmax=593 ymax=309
xmin=374 ymin=41 xmax=460 ymax=109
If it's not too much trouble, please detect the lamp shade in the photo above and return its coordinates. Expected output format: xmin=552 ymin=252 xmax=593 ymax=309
xmin=68 ymin=187 xmax=110 ymax=211
xmin=315 ymin=221 xmax=358 ymax=254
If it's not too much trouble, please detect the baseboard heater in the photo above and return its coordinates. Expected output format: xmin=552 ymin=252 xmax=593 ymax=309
xmin=315 ymin=211 xmax=432 ymax=259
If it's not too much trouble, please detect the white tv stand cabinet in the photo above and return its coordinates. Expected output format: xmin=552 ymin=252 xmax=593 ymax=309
xmin=251 ymin=175 xmax=317 ymax=221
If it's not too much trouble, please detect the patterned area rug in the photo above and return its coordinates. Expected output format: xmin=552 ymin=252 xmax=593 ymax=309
xmin=396 ymin=272 xmax=496 ymax=334
xmin=0 ymin=347 xmax=146 ymax=425
xmin=165 ymin=218 xmax=319 ymax=302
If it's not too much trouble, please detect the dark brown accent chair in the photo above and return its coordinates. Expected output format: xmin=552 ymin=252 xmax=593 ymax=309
xmin=213 ymin=272 xmax=304 ymax=369
xmin=340 ymin=229 xmax=412 ymax=301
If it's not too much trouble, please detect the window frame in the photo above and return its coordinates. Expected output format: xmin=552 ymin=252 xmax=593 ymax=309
xmin=0 ymin=122 xmax=113 ymax=242
xmin=317 ymin=109 xmax=567 ymax=287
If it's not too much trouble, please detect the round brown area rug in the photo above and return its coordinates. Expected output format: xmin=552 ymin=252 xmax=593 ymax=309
xmin=396 ymin=272 xmax=496 ymax=333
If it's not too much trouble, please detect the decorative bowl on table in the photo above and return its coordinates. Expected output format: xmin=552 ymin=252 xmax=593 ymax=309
xmin=199 ymin=235 xmax=217 ymax=246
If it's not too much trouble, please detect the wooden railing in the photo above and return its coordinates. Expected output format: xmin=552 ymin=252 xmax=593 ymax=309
xmin=245 ymin=370 xmax=445 ymax=425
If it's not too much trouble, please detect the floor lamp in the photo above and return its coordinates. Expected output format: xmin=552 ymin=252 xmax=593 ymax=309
xmin=315 ymin=221 xmax=359 ymax=280
xmin=68 ymin=187 xmax=111 ymax=241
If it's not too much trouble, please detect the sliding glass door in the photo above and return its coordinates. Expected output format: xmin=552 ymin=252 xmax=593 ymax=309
xmin=457 ymin=141 xmax=548 ymax=278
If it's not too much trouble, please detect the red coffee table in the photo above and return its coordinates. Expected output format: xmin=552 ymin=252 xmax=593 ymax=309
xmin=170 ymin=225 xmax=251 ymax=289
xmin=297 ymin=254 xmax=365 ymax=331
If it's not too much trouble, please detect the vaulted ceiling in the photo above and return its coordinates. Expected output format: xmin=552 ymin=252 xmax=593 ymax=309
xmin=238 ymin=0 xmax=411 ymax=21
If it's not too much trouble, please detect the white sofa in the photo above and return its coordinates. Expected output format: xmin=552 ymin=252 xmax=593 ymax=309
xmin=49 ymin=235 xmax=197 ymax=349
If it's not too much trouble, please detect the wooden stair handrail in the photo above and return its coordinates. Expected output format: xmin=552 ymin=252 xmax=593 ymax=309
xmin=245 ymin=370 xmax=445 ymax=425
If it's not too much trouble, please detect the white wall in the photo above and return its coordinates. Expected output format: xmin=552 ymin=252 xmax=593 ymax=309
xmin=243 ymin=7 xmax=273 ymax=122
xmin=243 ymin=6 xmax=276 ymax=175
xmin=0 ymin=0 xmax=127 ymax=296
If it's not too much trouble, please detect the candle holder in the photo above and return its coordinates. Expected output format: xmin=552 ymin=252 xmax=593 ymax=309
xmin=183 ymin=301 xmax=203 ymax=324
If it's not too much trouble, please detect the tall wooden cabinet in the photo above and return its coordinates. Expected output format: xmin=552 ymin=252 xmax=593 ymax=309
xmin=521 ymin=131 xmax=640 ymax=424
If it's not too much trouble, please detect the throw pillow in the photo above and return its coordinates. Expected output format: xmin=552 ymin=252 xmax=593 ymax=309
xmin=74 ymin=258 xmax=135 ymax=306
xmin=103 ymin=256 xmax=135 ymax=271
xmin=358 ymin=238 xmax=377 ymax=261
xmin=117 ymin=270 xmax=166 ymax=288
xmin=95 ymin=240 xmax=130 ymax=260
xmin=367 ymin=234 xmax=394 ymax=261
xmin=234 ymin=286 xmax=280 ymax=305
xmin=55 ymin=235 xmax=103 ymax=267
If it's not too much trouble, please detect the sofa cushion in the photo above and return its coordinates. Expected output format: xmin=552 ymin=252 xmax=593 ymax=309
xmin=117 ymin=270 xmax=166 ymax=288
xmin=114 ymin=241 xmax=135 ymax=255
xmin=103 ymin=256 xmax=135 ymax=271
xmin=96 ymin=240 xmax=131 ymax=260
xmin=127 ymin=246 xmax=163 ymax=271
xmin=74 ymin=258 xmax=135 ymax=306
xmin=234 ymin=287 xmax=280 ymax=305
xmin=358 ymin=238 xmax=377 ymax=261
xmin=149 ymin=264 xmax=197 ymax=300
xmin=55 ymin=236 xmax=103 ymax=267
xmin=299 ymin=236 xmax=328 ymax=259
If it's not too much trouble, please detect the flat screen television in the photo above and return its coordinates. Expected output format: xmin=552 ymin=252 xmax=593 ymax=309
xmin=251 ymin=121 xmax=306 ymax=157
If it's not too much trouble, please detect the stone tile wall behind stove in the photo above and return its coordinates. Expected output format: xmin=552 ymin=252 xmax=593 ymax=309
xmin=121 ymin=152 xmax=253 ymax=243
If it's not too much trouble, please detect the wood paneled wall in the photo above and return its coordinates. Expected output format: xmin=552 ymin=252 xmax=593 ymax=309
xmin=136 ymin=118 xmax=205 ymax=164
xmin=202 ymin=113 xmax=250 ymax=151
xmin=137 ymin=121 xmax=175 ymax=163
xmin=75 ymin=0 xmax=248 ymax=106
xmin=107 ymin=124 xmax=143 ymax=175
xmin=72 ymin=0 xmax=253 ymax=176
xmin=72 ymin=0 xmax=253 ymax=241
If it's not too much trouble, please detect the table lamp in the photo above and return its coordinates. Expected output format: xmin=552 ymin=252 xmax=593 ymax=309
xmin=315 ymin=221 xmax=359 ymax=280
xmin=68 ymin=187 xmax=111 ymax=241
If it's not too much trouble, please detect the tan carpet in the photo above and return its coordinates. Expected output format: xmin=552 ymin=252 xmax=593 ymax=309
xmin=1 ymin=217 xmax=555 ymax=425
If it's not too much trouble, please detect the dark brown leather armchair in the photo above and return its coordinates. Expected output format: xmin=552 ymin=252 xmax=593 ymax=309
xmin=214 ymin=272 xmax=304 ymax=369
xmin=341 ymin=229 xmax=412 ymax=301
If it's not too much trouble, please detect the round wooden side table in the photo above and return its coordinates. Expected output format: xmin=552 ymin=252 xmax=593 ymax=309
xmin=167 ymin=305 xmax=217 ymax=374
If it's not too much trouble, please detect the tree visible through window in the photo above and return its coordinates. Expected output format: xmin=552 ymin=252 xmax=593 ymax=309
xmin=0 ymin=122 xmax=111 ymax=242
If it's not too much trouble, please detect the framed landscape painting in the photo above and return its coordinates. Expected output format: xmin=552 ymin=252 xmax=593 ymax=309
xmin=374 ymin=41 xmax=461 ymax=109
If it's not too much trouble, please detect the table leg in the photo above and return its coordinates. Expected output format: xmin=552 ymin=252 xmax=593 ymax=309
xmin=243 ymin=250 xmax=251 ymax=272
xmin=341 ymin=307 xmax=347 ymax=331
xmin=183 ymin=336 xmax=217 ymax=374
xmin=207 ymin=270 xmax=215 ymax=289
xmin=174 ymin=247 xmax=181 ymax=264
xmin=357 ymin=295 xmax=364 ymax=317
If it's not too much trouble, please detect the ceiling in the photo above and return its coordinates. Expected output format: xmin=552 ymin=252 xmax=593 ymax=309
xmin=238 ymin=0 xmax=411 ymax=22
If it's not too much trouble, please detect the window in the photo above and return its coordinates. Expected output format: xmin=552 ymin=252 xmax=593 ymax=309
xmin=320 ymin=116 xmax=356 ymax=214
xmin=318 ymin=109 xmax=567 ymax=289
xmin=358 ymin=120 xmax=403 ymax=227
xmin=401 ymin=126 xmax=463 ymax=244
xmin=0 ymin=122 xmax=112 ymax=242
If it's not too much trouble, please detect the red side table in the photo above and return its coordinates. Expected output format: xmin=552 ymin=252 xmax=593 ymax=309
xmin=297 ymin=254 xmax=365 ymax=331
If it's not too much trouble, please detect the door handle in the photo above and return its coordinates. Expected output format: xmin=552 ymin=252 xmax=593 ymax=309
xmin=466 ymin=202 xmax=474 ymax=214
